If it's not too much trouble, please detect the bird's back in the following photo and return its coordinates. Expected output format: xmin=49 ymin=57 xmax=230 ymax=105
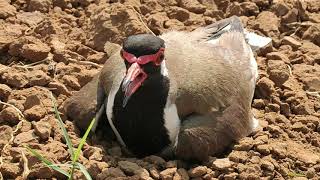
xmin=161 ymin=30 xmax=254 ymax=119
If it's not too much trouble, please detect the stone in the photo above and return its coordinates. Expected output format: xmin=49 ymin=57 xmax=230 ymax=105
xmin=281 ymin=9 xmax=298 ymax=24
xmin=0 ymin=84 xmax=12 ymax=101
xmin=24 ymin=105 xmax=46 ymax=121
xmin=0 ymin=23 xmax=25 ymax=51
xmin=140 ymin=0 xmax=163 ymax=15
xmin=228 ymin=151 xmax=248 ymax=163
xmin=287 ymin=144 xmax=320 ymax=165
xmin=42 ymin=141 xmax=68 ymax=162
xmin=1 ymin=70 xmax=29 ymax=88
xmin=149 ymin=166 xmax=160 ymax=179
xmin=266 ymin=52 xmax=290 ymax=64
xmin=302 ymin=24 xmax=320 ymax=46
xmin=0 ymin=0 xmax=16 ymax=18
xmin=167 ymin=6 xmax=190 ymax=22
xmin=292 ymin=122 xmax=309 ymax=133
xmin=86 ymin=160 xmax=109 ymax=178
xmin=256 ymin=77 xmax=276 ymax=98
xmin=21 ymin=43 xmax=50 ymax=62
xmin=144 ymin=155 xmax=166 ymax=168
xmin=226 ymin=2 xmax=243 ymax=16
xmin=0 ymin=107 xmax=21 ymax=125
xmin=267 ymin=60 xmax=290 ymax=87
xmin=301 ymin=76 xmax=320 ymax=92
xmin=281 ymin=36 xmax=302 ymax=50
xmin=87 ymin=52 xmax=107 ymax=64
xmin=306 ymin=168 xmax=316 ymax=178
xmin=28 ymin=70 xmax=51 ymax=86
xmin=252 ymin=99 xmax=265 ymax=109
xmin=97 ymin=167 xmax=126 ymax=180
xmin=0 ymin=162 xmax=21 ymax=179
xmin=0 ymin=125 xmax=12 ymax=150
xmin=16 ymin=11 xmax=45 ymax=27
xmin=48 ymin=81 xmax=71 ymax=96
xmin=211 ymin=158 xmax=234 ymax=170
xmin=164 ymin=19 xmax=185 ymax=30
xmin=266 ymin=103 xmax=280 ymax=112
xmin=61 ymin=75 xmax=81 ymax=90
xmin=160 ymin=167 xmax=177 ymax=180
xmin=234 ymin=137 xmax=254 ymax=151
xmin=178 ymin=0 xmax=206 ymax=14
xmin=13 ymin=130 xmax=39 ymax=145
xmin=261 ymin=159 xmax=274 ymax=171
xmin=188 ymin=166 xmax=207 ymax=178
xmin=32 ymin=120 xmax=52 ymax=140
xmin=118 ymin=161 xmax=149 ymax=178
xmin=240 ymin=2 xmax=259 ymax=16
xmin=83 ymin=146 xmax=104 ymax=161
xmin=28 ymin=0 xmax=52 ymax=13
xmin=147 ymin=12 xmax=169 ymax=35
xmin=271 ymin=0 xmax=290 ymax=16
xmin=50 ymin=37 xmax=66 ymax=52
xmin=174 ymin=168 xmax=189 ymax=180
xmin=224 ymin=172 xmax=239 ymax=180
xmin=254 ymin=11 xmax=280 ymax=38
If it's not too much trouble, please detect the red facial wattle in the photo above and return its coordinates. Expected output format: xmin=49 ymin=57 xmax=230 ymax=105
xmin=121 ymin=48 xmax=165 ymax=107
xmin=121 ymin=48 xmax=165 ymax=66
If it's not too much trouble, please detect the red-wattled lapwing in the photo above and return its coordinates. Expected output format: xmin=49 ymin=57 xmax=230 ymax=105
xmin=64 ymin=16 xmax=271 ymax=161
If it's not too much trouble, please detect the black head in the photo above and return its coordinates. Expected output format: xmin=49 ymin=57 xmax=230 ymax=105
xmin=120 ymin=34 xmax=167 ymax=107
xmin=122 ymin=34 xmax=165 ymax=57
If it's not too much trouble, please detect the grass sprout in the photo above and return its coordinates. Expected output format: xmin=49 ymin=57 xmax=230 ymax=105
xmin=26 ymin=93 xmax=95 ymax=180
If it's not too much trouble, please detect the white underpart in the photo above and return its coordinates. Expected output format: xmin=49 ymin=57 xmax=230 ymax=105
xmin=161 ymin=60 xmax=181 ymax=146
xmin=106 ymin=75 xmax=127 ymax=147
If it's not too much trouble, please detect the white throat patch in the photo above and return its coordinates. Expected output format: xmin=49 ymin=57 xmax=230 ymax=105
xmin=160 ymin=60 xmax=169 ymax=77
xmin=161 ymin=60 xmax=180 ymax=146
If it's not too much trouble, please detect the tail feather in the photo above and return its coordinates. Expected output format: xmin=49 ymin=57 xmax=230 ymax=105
xmin=204 ymin=16 xmax=271 ymax=51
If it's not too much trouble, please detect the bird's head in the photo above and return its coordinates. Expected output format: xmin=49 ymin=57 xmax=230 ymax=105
xmin=120 ymin=34 xmax=166 ymax=107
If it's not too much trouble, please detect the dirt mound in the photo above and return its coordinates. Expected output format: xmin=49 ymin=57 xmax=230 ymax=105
xmin=0 ymin=0 xmax=319 ymax=179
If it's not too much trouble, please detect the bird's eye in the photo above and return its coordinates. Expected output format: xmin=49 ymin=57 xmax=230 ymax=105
xmin=120 ymin=50 xmax=125 ymax=60
xmin=155 ymin=53 xmax=164 ymax=65
xmin=159 ymin=54 xmax=164 ymax=61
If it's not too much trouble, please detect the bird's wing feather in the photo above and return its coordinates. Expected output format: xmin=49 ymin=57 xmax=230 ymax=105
xmin=190 ymin=16 xmax=271 ymax=51
xmin=162 ymin=23 xmax=257 ymax=120
xmin=63 ymin=73 xmax=102 ymax=131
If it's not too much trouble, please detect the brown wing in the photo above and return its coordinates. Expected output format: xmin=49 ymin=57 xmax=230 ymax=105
xmin=63 ymin=47 xmax=124 ymax=131
xmin=162 ymin=31 xmax=251 ymax=116
xmin=63 ymin=73 xmax=101 ymax=131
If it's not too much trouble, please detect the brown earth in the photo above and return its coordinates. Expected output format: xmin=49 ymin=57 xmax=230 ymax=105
xmin=0 ymin=0 xmax=320 ymax=179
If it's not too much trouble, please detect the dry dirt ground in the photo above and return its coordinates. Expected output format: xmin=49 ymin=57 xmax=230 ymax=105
xmin=0 ymin=0 xmax=320 ymax=179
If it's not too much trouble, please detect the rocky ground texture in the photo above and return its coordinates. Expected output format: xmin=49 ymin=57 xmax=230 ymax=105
xmin=0 ymin=0 xmax=319 ymax=179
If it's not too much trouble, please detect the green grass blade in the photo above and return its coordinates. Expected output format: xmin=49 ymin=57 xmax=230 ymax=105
xmin=25 ymin=146 xmax=71 ymax=177
xmin=288 ymin=171 xmax=305 ymax=177
xmin=48 ymin=164 xmax=74 ymax=168
xmin=73 ymin=118 xmax=96 ymax=163
xmin=76 ymin=162 xmax=92 ymax=180
xmin=50 ymin=93 xmax=74 ymax=160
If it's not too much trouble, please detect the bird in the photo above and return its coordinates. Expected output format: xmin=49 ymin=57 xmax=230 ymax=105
xmin=64 ymin=16 xmax=271 ymax=161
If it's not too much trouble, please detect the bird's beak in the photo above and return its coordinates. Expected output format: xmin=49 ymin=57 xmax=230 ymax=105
xmin=122 ymin=62 xmax=147 ymax=107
